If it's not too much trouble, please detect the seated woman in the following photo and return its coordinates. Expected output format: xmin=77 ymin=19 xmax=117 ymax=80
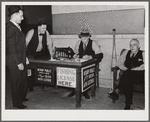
xmin=108 ymin=39 xmax=145 ymax=110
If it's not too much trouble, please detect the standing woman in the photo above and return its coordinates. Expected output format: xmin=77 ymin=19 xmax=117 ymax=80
xmin=6 ymin=6 xmax=28 ymax=109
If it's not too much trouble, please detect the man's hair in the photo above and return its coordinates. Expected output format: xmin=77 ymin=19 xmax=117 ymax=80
xmin=130 ymin=38 xmax=140 ymax=49
xmin=130 ymin=38 xmax=140 ymax=45
xmin=131 ymin=38 xmax=139 ymax=43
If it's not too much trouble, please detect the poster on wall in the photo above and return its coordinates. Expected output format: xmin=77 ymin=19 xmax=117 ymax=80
xmin=57 ymin=67 xmax=76 ymax=88
xmin=82 ymin=64 xmax=95 ymax=92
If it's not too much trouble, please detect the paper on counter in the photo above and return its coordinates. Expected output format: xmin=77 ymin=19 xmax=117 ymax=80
xmin=79 ymin=59 xmax=88 ymax=62
xmin=74 ymin=58 xmax=88 ymax=62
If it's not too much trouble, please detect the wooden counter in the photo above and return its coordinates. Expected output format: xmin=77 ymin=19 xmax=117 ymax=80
xmin=27 ymin=58 xmax=100 ymax=108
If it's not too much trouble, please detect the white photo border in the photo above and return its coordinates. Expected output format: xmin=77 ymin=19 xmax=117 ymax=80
xmin=1 ymin=1 xmax=149 ymax=121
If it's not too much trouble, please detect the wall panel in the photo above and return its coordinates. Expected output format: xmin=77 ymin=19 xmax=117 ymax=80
xmin=52 ymin=9 xmax=144 ymax=35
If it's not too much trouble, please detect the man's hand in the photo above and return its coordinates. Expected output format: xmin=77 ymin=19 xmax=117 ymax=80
xmin=73 ymin=54 xmax=79 ymax=59
xmin=131 ymin=67 xmax=141 ymax=71
xmin=17 ymin=63 xmax=24 ymax=70
xmin=119 ymin=66 xmax=128 ymax=71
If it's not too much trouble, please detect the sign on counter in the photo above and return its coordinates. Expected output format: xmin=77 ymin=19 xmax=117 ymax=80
xmin=57 ymin=67 xmax=76 ymax=88
xmin=82 ymin=64 xmax=95 ymax=92
xmin=37 ymin=67 xmax=52 ymax=82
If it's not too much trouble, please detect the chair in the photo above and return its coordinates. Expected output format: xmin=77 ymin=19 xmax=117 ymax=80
xmin=54 ymin=46 xmax=75 ymax=59
xmin=111 ymin=49 xmax=144 ymax=102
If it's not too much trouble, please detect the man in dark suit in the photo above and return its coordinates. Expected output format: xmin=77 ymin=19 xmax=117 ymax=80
xmin=108 ymin=39 xmax=144 ymax=110
xmin=6 ymin=6 xmax=28 ymax=109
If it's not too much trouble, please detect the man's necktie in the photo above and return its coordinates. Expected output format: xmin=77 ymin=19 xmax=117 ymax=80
xmin=17 ymin=25 xmax=21 ymax=31
xmin=131 ymin=54 xmax=135 ymax=58
xmin=83 ymin=43 xmax=86 ymax=51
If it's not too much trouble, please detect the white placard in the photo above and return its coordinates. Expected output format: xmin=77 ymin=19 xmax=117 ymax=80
xmin=81 ymin=64 xmax=95 ymax=92
xmin=57 ymin=67 xmax=76 ymax=88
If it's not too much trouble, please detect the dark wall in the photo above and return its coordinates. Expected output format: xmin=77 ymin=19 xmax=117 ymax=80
xmin=52 ymin=8 xmax=145 ymax=35
xmin=22 ymin=5 xmax=52 ymax=34
xmin=6 ymin=5 xmax=52 ymax=34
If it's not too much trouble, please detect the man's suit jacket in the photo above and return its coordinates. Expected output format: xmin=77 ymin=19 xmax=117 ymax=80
xmin=6 ymin=21 xmax=26 ymax=66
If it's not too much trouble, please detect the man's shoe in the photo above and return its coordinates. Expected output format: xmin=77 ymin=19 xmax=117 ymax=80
xmin=108 ymin=90 xmax=113 ymax=95
xmin=108 ymin=91 xmax=119 ymax=100
xmin=22 ymin=98 xmax=29 ymax=102
xmin=124 ymin=104 xmax=131 ymax=110
xmin=68 ymin=91 xmax=75 ymax=97
xmin=16 ymin=105 xmax=27 ymax=109
xmin=83 ymin=93 xmax=90 ymax=99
